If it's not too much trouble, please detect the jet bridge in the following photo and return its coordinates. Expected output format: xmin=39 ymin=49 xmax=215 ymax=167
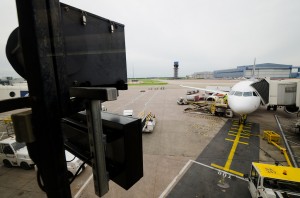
xmin=250 ymin=79 xmax=269 ymax=105
xmin=252 ymin=78 xmax=300 ymax=113
xmin=267 ymin=79 xmax=300 ymax=113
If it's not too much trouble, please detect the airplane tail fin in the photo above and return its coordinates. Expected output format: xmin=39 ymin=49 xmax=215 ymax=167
xmin=251 ymin=58 xmax=256 ymax=79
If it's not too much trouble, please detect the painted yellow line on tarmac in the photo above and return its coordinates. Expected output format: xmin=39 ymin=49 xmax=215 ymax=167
xmin=228 ymin=133 xmax=237 ymax=137
xmin=225 ymin=138 xmax=234 ymax=142
xmin=228 ymin=169 xmax=244 ymax=177
xmin=211 ymin=120 xmax=252 ymax=177
xmin=241 ymin=131 xmax=251 ymax=135
xmin=225 ymin=138 xmax=249 ymax=145
xmin=238 ymin=141 xmax=249 ymax=145
xmin=211 ymin=163 xmax=225 ymax=171
xmin=241 ymin=134 xmax=250 ymax=137
xmin=239 ymin=135 xmax=249 ymax=139
xmin=211 ymin=163 xmax=244 ymax=177
xmin=224 ymin=123 xmax=244 ymax=170
xmin=228 ymin=132 xmax=249 ymax=139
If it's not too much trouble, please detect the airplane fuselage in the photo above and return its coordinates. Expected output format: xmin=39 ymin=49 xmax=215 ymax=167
xmin=227 ymin=80 xmax=261 ymax=116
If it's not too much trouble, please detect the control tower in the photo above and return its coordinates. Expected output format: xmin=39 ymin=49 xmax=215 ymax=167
xmin=174 ymin=61 xmax=179 ymax=79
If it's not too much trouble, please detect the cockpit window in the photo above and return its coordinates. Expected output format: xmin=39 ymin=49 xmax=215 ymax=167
xmin=234 ymin=91 xmax=242 ymax=96
xmin=243 ymin=92 xmax=252 ymax=97
xmin=229 ymin=91 xmax=235 ymax=95
xmin=253 ymin=92 xmax=258 ymax=96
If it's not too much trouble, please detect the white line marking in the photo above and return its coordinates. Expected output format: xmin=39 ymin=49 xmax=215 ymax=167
xmin=113 ymin=90 xmax=159 ymax=114
xmin=74 ymin=174 xmax=93 ymax=198
xmin=142 ymin=91 xmax=159 ymax=112
xmin=112 ymin=92 xmax=146 ymax=112
xmin=159 ymin=160 xmax=192 ymax=198
xmin=190 ymin=160 xmax=247 ymax=181
xmin=0 ymin=132 xmax=5 ymax=140
xmin=159 ymin=160 xmax=247 ymax=198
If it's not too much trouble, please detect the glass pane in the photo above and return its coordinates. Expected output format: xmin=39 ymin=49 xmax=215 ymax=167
xmin=234 ymin=91 xmax=242 ymax=96
xmin=243 ymin=92 xmax=252 ymax=97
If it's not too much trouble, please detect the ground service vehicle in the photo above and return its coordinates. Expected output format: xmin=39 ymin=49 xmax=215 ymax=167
xmin=248 ymin=162 xmax=300 ymax=197
xmin=0 ymin=136 xmax=34 ymax=170
xmin=64 ymin=150 xmax=86 ymax=177
xmin=0 ymin=136 xmax=85 ymax=175
xmin=35 ymin=150 xmax=85 ymax=178
xmin=137 ymin=111 xmax=156 ymax=133
xmin=142 ymin=112 xmax=156 ymax=133
xmin=177 ymin=97 xmax=188 ymax=105
xmin=123 ymin=110 xmax=134 ymax=117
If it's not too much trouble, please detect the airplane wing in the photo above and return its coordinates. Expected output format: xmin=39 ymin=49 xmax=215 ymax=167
xmin=180 ymin=85 xmax=229 ymax=95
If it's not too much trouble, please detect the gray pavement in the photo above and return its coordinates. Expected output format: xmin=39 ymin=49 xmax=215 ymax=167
xmin=166 ymin=119 xmax=260 ymax=198
xmin=0 ymin=79 xmax=299 ymax=198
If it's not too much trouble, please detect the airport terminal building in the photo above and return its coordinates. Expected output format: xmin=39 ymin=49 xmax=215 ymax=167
xmin=190 ymin=71 xmax=214 ymax=79
xmin=213 ymin=63 xmax=299 ymax=79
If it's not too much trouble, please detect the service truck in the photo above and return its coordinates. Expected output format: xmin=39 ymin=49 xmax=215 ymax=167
xmin=137 ymin=111 xmax=156 ymax=133
xmin=0 ymin=136 xmax=85 ymax=176
xmin=247 ymin=162 xmax=300 ymax=197
xmin=0 ymin=136 xmax=34 ymax=170
xmin=142 ymin=112 xmax=156 ymax=133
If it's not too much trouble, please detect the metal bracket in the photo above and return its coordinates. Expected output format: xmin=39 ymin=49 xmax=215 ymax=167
xmin=69 ymin=87 xmax=117 ymax=197
xmin=70 ymin=87 xmax=118 ymax=101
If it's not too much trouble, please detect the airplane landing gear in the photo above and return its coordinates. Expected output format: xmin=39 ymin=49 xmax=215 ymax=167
xmin=239 ymin=115 xmax=247 ymax=125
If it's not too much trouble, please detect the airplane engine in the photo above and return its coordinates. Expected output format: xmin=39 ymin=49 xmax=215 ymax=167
xmin=206 ymin=95 xmax=218 ymax=102
xmin=284 ymin=105 xmax=299 ymax=114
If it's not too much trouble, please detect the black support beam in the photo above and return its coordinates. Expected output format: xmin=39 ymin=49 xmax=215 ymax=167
xmin=15 ymin=0 xmax=71 ymax=197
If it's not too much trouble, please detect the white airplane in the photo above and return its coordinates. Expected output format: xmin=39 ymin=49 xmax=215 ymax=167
xmin=181 ymin=61 xmax=262 ymax=123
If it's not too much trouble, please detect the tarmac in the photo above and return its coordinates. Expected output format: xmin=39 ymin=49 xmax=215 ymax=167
xmin=165 ymin=120 xmax=260 ymax=198
xmin=0 ymin=79 xmax=299 ymax=198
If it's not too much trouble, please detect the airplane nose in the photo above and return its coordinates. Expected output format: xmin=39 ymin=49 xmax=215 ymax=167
xmin=228 ymin=98 xmax=258 ymax=115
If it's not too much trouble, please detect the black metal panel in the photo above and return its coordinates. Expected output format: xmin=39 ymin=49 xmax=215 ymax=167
xmin=62 ymin=111 xmax=143 ymax=190
xmin=60 ymin=3 xmax=127 ymax=90
xmin=7 ymin=3 xmax=127 ymax=91
xmin=251 ymin=79 xmax=269 ymax=105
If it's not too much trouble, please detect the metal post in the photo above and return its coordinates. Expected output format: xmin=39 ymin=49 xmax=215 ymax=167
xmin=85 ymin=101 xmax=109 ymax=197
xmin=69 ymin=87 xmax=117 ymax=197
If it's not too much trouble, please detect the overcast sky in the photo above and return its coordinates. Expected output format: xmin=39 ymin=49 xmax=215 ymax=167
xmin=1 ymin=0 xmax=300 ymax=78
